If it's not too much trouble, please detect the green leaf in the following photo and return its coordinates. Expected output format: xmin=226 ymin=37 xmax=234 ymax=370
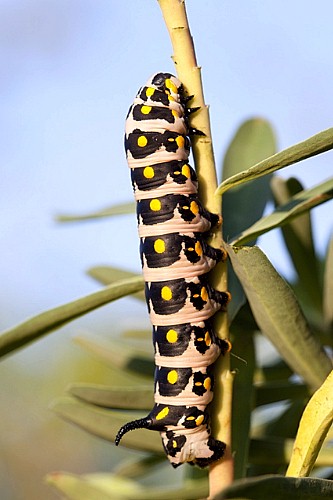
xmin=254 ymin=381 xmax=309 ymax=407
xmin=231 ymin=176 xmax=333 ymax=246
xmin=230 ymin=326 xmax=256 ymax=479
xmin=226 ymin=245 xmax=332 ymax=390
xmin=113 ymin=455 xmax=166 ymax=479
xmin=0 ymin=276 xmax=144 ymax=359
xmin=286 ymin=369 xmax=333 ymax=477
xmin=73 ymin=333 xmax=154 ymax=377
xmin=248 ymin=437 xmax=333 ymax=467
xmin=88 ymin=266 xmax=145 ymax=301
xmin=222 ymin=118 xmax=277 ymax=182
xmin=221 ymin=118 xmax=276 ymax=319
xmin=50 ymin=397 xmax=162 ymax=453
xmin=56 ymin=202 xmax=135 ymax=222
xmin=68 ymin=383 xmax=154 ymax=410
xmin=217 ymin=127 xmax=333 ymax=195
xmin=215 ymin=475 xmax=333 ymax=500
xmin=259 ymin=399 xmax=306 ymax=440
xmin=271 ymin=176 xmax=323 ymax=313
xmin=255 ymin=358 xmax=293 ymax=383
xmin=46 ymin=471 xmax=209 ymax=500
xmin=46 ymin=472 xmax=144 ymax=500
xmin=323 ymin=236 xmax=333 ymax=328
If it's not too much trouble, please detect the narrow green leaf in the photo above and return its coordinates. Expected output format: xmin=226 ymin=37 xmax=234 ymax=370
xmin=259 ymin=399 xmax=306 ymax=440
xmin=254 ymin=359 xmax=293 ymax=383
xmin=88 ymin=266 xmax=145 ymax=301
xmin=56 ymin=202 xmax=135 ymax=222
xmin=231 ymin=176 xmax=333 ymax=246
xmin=226 ymin=245 xmax=332 ymax=390
xmin=222 ymin=118 xmax=277 ymax=181
xmin=231 ymin=326 xmax=256 ymax=479
xmin=286 ymin=370 xmax=333 ymax=477
xmin=271 ymin=176 xmax=323 ymax=313
xmin=50 ymin=397 xmax=162 ymax=452
xmin=73 ymin=334 xmax=154 ymax=377
xmin=217 ymin=127 xmax=333 ymax=195
xmin=323 ymin=237 xmax=333 ymax=328
xmin=221 ymin=118 xmax=276 ymax=319
xmin=254 ymin=381 xmax=309 ymax=407
xmin=113 ymin=455 xmax=166 ymax=479
xmin=46 ymin=472 xmax=143 ymax=500
xmin=248 ymin=437 xmax=333 ymax=467
xmin=69 ymin=383 xmax=154 ymax=410
xmin=46 ymin=471 xmax=209 ymax=500
xmin=215 ymin=475 xmax=333 ymax=500
xmin=0 ymin=276 xmax=144 ymax=359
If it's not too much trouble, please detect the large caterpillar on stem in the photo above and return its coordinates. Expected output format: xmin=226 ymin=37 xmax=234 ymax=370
xmin=115 ymin=72 xmax=230 ymax=468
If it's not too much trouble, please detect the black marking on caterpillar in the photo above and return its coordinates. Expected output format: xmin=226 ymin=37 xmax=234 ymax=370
xmin=115 ymin=72 xmax=230 ymax=468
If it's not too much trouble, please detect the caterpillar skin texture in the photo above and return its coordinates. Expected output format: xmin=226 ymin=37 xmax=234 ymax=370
xmin=115 ymin=73 xmax=230 ymax=468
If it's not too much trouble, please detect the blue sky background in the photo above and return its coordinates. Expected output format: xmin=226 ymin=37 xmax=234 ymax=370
xmin=1 ymin=0 xmax=332 ymax=350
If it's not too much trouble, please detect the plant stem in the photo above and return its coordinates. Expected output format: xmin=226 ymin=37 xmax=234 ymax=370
xmin=157 ymin=0 xmax=234 ymax=496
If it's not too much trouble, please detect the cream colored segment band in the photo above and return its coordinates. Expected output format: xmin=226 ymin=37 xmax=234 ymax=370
xmin=148 ymin=298 xmax=222 ymax=327
xmin=137 ymin=212 xmax=213 ymax=238
xmin=126 ymin=146 xmax=189 ymax=169
xmin=132 ymin=177 xmax=198 ymax=200
xmin=142 ymin=254 xmax=217 ymax=282
xmin=154 ymin=343 xmax=220 ymax=369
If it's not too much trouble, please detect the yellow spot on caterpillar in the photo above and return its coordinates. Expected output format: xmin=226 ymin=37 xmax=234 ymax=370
xmin=166 ymin=329 xmax=178 ymax=343
xmin=165 ymin=78 xmax=178 ymax=94
xmin=190 ymin=201 xmax=199 ymax=215
xmin=146 ymin=87 xmax=155 ymax=97
xmin=137 ymin=135 xmax=148 ymax=147
xmin=154 ymin=238 xmax=165 ymax=254
xmin=150 ymin=199 xmax=161 ymax=211
xmin=161 ymin=286 xmax=172 ymax=301
xmin=168 ymin=95 xmax=175 ymax=102
xmin=186 ymin=416 xmax=195 ymax=421
xmin=205 ymin=331 xmax=212 ymax=346
xmin=141 ymin=105 xmax=152 ymax=115
xmin=174 ymin=170 xmax=180 ymax=175
xmin=201 ymin=287 xmax=208 ymax=302
xmin=195 ymin=381 xmax=202 ymax=386
xmin=172 ymin=440 xmax=178 ymax=448
xmin=156 ymin=407 xmax=170 ymax=420
xmin=182 ymin=205 xmax=189 ymax=210
xmin=204 ymin=377 xmax=211 ymax=391
xmin=181 ymin=164 xmax=191 ymax=178
xmin=176 ymin=135 xmax=185 ymax=148
xmin=143 ymin=166 xmax=154 ymax=179
xmin=195 ymin=241 xmax=203 ymax=256
xmin=195 ymin=415 xmax=204 ymax=426
xmin=188 ymin=247 xmax=194 ymax=252
xmin=171 ymin=109 xmax=178 ymax=118
xmin=193 ymin=293 xmax=199 ymax=298
xmin=200 ymin=287 xmax=208 ymax=301
xmin=167 ymin=370 xmax=178 ymax=384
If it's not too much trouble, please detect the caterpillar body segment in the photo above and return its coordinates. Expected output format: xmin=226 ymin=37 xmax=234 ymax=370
xmin=116 ymin=72 xmax=230 ymax=468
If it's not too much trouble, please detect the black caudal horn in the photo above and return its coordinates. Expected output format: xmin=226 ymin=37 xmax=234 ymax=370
xmin=115 ymin=417 xmax=152 ymax=446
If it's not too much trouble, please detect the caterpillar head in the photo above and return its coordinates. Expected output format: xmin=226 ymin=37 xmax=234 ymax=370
xmin=147 ymin=72 xmax=183 ymax=104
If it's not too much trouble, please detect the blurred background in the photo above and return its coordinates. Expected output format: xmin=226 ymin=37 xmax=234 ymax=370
xmin=1 ymin=1 xmax=332 ymax=498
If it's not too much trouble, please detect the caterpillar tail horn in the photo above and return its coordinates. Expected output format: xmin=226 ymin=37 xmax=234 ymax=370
xmin=115 ymin=417 xmax=152 ymax=446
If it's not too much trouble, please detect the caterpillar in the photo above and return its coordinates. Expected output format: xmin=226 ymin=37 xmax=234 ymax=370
xmin=115 ymin=72 xmax=230 ymax=468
